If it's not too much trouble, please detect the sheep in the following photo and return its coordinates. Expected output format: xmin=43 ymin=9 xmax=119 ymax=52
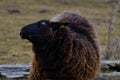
xmin=20 ymin=12 xmax=100 ymax=80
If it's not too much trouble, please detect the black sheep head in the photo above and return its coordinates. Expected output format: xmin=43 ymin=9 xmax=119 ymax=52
xmin=20 ymin=20 xmax=70 ymax=44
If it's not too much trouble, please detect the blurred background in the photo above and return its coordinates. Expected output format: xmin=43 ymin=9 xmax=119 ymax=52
xmin=0 ymin=0 xmax=120 ymax=64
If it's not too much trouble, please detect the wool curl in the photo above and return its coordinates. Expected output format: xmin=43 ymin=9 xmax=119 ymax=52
xmin=51 ymin=12 xmax=100 ymax=53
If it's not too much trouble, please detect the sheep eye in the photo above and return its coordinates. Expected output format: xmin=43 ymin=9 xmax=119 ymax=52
xmin=41 ymin=22 xmax=47 ymax=26
xmin=39 ymin=22 xmax=48 ymax=27
xmin=37 ymin=20 xmax=49 ymax=27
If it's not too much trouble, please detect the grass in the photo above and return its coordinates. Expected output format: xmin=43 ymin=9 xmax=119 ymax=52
xmin=0 ymin=0 xmax=120 ymax=64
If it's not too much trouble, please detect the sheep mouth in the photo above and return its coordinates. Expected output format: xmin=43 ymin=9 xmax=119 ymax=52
xmin=20 ymin=32 xmax=31 ymax=40
xmin=20 ymin=28 xmax=32 ymax=40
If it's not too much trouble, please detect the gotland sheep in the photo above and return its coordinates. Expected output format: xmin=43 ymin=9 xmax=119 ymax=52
xmin=20 ymin=12 xmax=100 ymax=80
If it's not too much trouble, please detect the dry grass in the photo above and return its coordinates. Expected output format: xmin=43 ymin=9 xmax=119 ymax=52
xmin=0 ymin=0 xmax=120 ymax=64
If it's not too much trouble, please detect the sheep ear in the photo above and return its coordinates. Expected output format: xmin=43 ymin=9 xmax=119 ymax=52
xmin=50 ymin=22 xmax=70 ymax=30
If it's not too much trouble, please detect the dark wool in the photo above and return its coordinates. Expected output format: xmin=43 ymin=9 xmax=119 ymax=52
xmin=22 ymin=12 xmax=100 ymax=80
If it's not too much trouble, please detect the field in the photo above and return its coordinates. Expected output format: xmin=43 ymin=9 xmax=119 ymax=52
xmin=0 ymin=0 xmax=120 ymax=64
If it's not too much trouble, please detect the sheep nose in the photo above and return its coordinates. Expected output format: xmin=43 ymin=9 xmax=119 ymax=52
xmin=20 ymin=28 xmax=30 ymax=39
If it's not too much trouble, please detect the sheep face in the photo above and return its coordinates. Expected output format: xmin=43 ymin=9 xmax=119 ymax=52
xmin=20 ymin=20 xmax=70 ymax=44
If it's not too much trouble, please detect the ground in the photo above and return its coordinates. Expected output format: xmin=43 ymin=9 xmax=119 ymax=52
xmin=0 ymin=0 xmax=120 ymax=64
